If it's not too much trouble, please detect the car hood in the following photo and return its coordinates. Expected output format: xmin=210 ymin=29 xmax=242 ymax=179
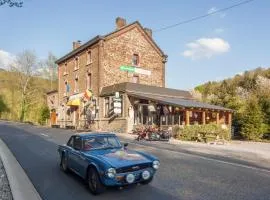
xmin=87 ymin=149 xmax=151 ymax=168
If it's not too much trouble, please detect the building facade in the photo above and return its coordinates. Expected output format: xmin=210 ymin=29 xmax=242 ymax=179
xmin=53 ymin=17 xmax=232 ymax=133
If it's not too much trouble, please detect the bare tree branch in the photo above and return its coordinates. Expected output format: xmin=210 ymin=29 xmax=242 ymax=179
xmin=0 ymin=0 xmax=23 ymax=7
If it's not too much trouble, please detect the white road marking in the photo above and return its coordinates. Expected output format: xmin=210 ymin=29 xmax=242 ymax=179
xmin=128 ymin=141 xmax=270 ymax=174
xmin=40 ymin=133 xmax=49 ymax=137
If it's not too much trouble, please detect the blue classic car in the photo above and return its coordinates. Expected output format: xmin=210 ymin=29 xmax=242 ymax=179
xmin=58 ymin=133 xmax=160 ymax=194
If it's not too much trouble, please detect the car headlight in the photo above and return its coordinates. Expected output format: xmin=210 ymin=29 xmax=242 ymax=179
xmin=152 ymin=160 xmax=160 ymax=169
xmin=107 ymin=168 xmax=116 ymax=178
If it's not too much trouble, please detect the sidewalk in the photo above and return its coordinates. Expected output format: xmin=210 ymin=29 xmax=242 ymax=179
xmin=114 ymin=133 xmax=270 ymax=167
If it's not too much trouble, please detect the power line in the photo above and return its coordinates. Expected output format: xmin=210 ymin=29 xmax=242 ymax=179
xmin=154 ymin=0 xmax=255 ymax=32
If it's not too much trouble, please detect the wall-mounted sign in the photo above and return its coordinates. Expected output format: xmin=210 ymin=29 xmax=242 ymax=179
xmin=113 ymin=92 xmax=122 ymax=114
xmin=120 ymin=66 xmax=151 ymax=76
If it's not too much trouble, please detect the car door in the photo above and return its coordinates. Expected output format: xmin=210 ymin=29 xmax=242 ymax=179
xmin=69 ymin=136 xmax=86 ymax=176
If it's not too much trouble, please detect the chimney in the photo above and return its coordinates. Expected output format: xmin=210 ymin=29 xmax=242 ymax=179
xmin=116 ymin=17 xmax=127 ymax=30
xmin=73 ymin=40 xmax=81 ymax=50
xmin=144 ymin=28 xmax=152 ymax=38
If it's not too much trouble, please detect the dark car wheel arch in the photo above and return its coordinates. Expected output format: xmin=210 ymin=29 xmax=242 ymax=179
xmin=60 ymin=152 xmax=69 ymax=173
xmin=87 ymin=166 xmax=106 ymax=195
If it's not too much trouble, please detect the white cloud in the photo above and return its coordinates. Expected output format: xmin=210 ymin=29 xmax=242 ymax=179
xmin=207 ymin=7 xmax=218 ymax=14
xmin=207 ymin=7 xmax=226 ymax=18
xmin=182 ymin=37 xmax=230 ymax=59
xmin=214 ymin=28 xmax=224 ymax=34
xmin=0 ymin=49 xmax=15 ymax=69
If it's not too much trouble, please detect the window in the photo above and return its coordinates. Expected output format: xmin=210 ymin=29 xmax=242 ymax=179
xmin=82 ymin=136 xmax=121 ymax=151
xmin=74 ymin=57 xmax=79 ymax=69
xmin=132 ymin=75 xmax=139 ymax=83
xmin=104 ymin=97 xmax=110 ymax=117
xmin=74 ymin=76 xmax=79 ymax=93
xmin=132 ymin=54 xmax=139 ymax=66
xmin=86 ymin=73 xmax=91 ymax=90
xmin=65 ymin=80 xmax=70 ymax=96
xmin=87 ymin=51 xmax=92 ymax=64
xmin=64 ymin=62 xmax=68 ymax=75
xmin=67 ymin=136 xmax=74 ymax=147
xmin=73 ymin=136 xmax=82 ymax=150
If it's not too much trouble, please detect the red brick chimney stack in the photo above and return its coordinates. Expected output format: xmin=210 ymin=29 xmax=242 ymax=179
xmin=116 ymin=17 xmax=127 ymax=30
xmin=73 ymin=40 xmax=81 ymax=50
xmin=144 ymin=28 xmax=152 ymax=38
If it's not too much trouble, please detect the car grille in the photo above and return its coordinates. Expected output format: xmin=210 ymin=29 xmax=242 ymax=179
xmin=116 ymin=163 xmax=152 ymax=173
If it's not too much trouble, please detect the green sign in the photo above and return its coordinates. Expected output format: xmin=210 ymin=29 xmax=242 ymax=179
xmin=120 ymin=66 xmax=135 ymax=72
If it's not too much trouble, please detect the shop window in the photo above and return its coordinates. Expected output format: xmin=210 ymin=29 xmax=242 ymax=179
xmin=104 ymin=97 xmax=109 ymax=117
xmin=87 ymin=51 xmax=92 ymax=64
xmin=132 ymin=54 xmax=139 ymax=66
xmin=86 ymin=73 xmax=91 ymax=90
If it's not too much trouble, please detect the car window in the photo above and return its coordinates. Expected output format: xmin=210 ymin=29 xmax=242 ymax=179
xmin=67 ymin=136 xmax=74 ymax=147
xmin=73 ymin=136 xmax=82 ymax=150
xmin=83 ymin=136 xmax=121 ymax=150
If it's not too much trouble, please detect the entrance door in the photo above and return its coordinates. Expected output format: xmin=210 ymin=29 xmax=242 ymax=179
xmin=50 ymin=111 xmax=56 ymax=125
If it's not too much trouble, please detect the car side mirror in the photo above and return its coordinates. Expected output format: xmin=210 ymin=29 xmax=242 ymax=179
xmin=124 ymin=143 xmax=128 ymax=147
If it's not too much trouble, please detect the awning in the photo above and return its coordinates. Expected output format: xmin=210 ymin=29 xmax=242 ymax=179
xmin=127 ymin=92 xmax=233 ymax=112
xmin=67 ymin=99 xmax=80 ymax=106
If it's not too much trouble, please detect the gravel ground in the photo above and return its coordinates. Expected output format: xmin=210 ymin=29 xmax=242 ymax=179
xmin=0 ymin=158 xmax=12 ymax=200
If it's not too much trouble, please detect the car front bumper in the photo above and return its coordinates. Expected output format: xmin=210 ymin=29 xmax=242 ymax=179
xmin=102 ymin=167 xmax=156 ymax=186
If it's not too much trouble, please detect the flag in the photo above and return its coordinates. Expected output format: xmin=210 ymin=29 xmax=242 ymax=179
xmin=84 ymin=89 xmax=93 ymax=100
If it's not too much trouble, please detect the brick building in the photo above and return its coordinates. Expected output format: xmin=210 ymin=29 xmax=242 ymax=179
xmin=54 ymin=17 xmax=232 ymax=132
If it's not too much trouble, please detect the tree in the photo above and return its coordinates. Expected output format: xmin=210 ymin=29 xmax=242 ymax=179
xmin=39 ymin=52 xmax=58 ymax=90
xmin=38 ymin=105 xmax=50 ymax=125
xmin=10 ymin=50 xmax=38 ymax=122
xmin=0 ymin=95 xmax=9 ymax=118
xmin=240 ymin=96 xmax=265 ymax=140
xmin=0 ymin=0 xmax=23 ymax=7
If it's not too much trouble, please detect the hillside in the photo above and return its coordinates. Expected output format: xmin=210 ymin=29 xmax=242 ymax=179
xmin=0 ymin=70 xmax=57 ymax=123
xmin=194 ymin=67 xmax=270 ymax=140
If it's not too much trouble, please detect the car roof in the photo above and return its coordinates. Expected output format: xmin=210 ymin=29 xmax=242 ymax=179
xmin=73 ymin=132 xmax=116 ymax=138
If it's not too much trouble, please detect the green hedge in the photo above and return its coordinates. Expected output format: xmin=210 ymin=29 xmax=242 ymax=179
xmin=172 ymin=124 xmax=231 ymax=142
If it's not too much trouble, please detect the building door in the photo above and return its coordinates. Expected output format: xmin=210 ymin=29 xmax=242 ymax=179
xmin=50 ymin=110 xmax=57 ymax=125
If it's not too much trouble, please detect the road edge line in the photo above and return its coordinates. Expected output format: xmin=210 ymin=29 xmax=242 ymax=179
xmin=0 ymin=139 xmax=42 ymax=200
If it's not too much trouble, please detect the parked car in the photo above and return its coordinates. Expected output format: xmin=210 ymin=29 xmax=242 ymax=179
xmin=58 ymin=133 xmax=160 ymax=195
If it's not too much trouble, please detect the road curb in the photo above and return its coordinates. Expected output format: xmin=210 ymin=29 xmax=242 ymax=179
xmin=0 ymin=139 xmax=42 ymax=200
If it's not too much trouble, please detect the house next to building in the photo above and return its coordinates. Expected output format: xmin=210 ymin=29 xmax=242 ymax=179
xmin=48 ymin=17 xmax=232 ymax=133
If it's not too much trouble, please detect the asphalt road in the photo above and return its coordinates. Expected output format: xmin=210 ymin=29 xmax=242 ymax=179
xmin=0 ymin=121 xmax=270 ymax=200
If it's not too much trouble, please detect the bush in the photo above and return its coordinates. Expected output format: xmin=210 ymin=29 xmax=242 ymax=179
xmin=38 ymin=105 xmax=50 ymax=125
xmin=0 ymin=95 xmax=9 ymax=118
xmin=173 ymin=124 xmax=231 ymax=142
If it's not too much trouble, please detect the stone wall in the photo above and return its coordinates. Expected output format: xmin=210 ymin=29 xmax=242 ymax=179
xmin=101 ymin=25 xmax=164 ymax=89
xmin=58 ymin=44 xmax=99 ymax=105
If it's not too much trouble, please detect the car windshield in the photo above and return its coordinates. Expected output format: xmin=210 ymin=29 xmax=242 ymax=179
xmin=83 ymin=136 xmax=121 ymax=150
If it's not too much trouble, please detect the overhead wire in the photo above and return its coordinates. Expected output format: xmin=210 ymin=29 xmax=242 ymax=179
xmin=153 ymin=0 xmax=255 ymax=32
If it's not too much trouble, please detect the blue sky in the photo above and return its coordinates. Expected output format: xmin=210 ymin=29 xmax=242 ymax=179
xmin=0 ymin=0 xmax=269 ymax=90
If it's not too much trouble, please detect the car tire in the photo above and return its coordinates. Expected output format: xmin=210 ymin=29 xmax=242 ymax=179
xmin=141 ymin=177 xmax=153 ymax=185
xmin=60 ymin=153 xmax=69 ymax=173
xmin=88 ymin=167 xmax=105 ymax=195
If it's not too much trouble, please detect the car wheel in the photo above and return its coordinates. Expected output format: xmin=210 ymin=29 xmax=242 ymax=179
xmin=88 ymin=167 xmax=105 ymax=195
xmin=60 ymin=153 xmax=68 ymax=173
xmin=141 ymin=177 xmax=153 ymax=185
